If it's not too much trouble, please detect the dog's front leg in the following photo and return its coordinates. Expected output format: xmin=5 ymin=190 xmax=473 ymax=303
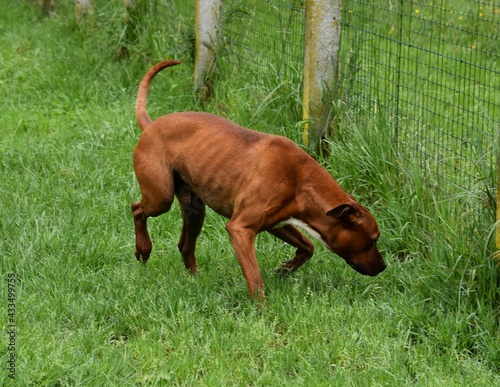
xmin=177 ymin=192 xmax=206 ymax=275
xmin=270 ymin=225 xmax=314 ymax=275
xmin=226 ymin=220 xmax=265 ymax=301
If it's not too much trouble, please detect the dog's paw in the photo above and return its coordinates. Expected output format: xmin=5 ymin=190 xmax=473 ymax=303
xmin=274 ymin=263 xmax=295 ymax=277
xmin=135 ymin=251 xmax=150 ymax=264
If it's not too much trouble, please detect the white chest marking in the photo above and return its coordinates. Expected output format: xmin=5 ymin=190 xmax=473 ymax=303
xmin=274 ymin=217 xmax=326 ymax=246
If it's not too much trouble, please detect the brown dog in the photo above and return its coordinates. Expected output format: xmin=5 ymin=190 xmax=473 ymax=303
xmin=131 ymin=60 xmax=386 ymax=301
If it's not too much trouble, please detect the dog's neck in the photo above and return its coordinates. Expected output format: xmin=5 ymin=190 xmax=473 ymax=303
xmin=290 ymin=166 xmax=351 ymax=239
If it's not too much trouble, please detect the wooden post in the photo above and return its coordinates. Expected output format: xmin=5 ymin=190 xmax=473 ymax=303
xmin=75 ymin=0 xmax=92 ymax=25
xmin=43 ymin=0 xmax=56 ymax=15
xmin=194 ymin=0 xmax=222 ymax=101
xmin=123 ymin=0 xmax=136 ymax=22
xmin=302 ymin=0 xmax=341 ymax=151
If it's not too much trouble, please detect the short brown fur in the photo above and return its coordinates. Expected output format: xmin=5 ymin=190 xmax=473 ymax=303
xmin=131 ymin=60 xmax=386 ymax=302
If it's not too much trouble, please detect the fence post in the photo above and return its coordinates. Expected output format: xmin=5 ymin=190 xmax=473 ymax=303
xmin=302 ymin=0 xmax=341 ymax=151
xmin=75 ymin=0 xmax=93 ymax=25
xmin=194 ymin=0 xmax=222 ymax=101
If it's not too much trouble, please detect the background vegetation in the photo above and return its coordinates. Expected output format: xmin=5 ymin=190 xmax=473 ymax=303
xmin=1 ymin=1 xmax=498 ymax=385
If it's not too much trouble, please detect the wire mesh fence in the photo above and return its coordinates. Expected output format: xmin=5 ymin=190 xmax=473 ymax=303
xmin=220 ymin=0 xmax=305 ymax=91
xmin=218 ymin=0 xmax=499 ymax=208
xmin=340 ymin=0 xmax=499 ymax=202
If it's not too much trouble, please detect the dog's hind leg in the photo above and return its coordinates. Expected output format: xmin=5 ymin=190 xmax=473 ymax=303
xmin=176 ymin=182 xmax=205 ymax=274
xmin=269 ymin=225 xmax=314 ymax=275
xmin=131 ymin=157 xmax=175 ymax=263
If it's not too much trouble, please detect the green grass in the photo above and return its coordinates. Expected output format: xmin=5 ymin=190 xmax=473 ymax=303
xmin=1 ymin=1 xmax=499 ymax=385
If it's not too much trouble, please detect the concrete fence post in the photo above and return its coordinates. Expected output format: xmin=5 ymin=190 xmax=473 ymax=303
xmin=302 ymin=0 xmax=341 ymax=151
xmin=194 ymin=0 xmax=222 ymax=100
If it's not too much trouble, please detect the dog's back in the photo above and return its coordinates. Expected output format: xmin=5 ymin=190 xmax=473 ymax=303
xmin=136 ymin=110 xmax=313 ymax=218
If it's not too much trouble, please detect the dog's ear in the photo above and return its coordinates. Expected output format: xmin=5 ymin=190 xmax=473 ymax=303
xmin=326 ymin=203 xmax=356 ymax=219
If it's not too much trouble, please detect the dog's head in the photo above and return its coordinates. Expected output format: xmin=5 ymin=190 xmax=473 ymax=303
xmin=323 ymin=202 xmax=386 ymax=276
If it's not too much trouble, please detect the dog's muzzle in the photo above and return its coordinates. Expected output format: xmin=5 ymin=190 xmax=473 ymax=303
xmin=350 ymin=260 xmax=387 ymax=276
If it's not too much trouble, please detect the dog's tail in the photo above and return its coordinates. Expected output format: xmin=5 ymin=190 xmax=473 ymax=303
xmin=136 ymin=60 xmax=182 ymax=131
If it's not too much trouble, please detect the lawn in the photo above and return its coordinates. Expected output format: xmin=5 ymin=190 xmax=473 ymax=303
xmin=1 ymin=1 xmax=498 ymax=385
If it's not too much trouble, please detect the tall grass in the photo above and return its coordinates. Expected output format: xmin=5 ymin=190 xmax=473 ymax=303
xmin=0 ymin=1 xmax=498 ymax=385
